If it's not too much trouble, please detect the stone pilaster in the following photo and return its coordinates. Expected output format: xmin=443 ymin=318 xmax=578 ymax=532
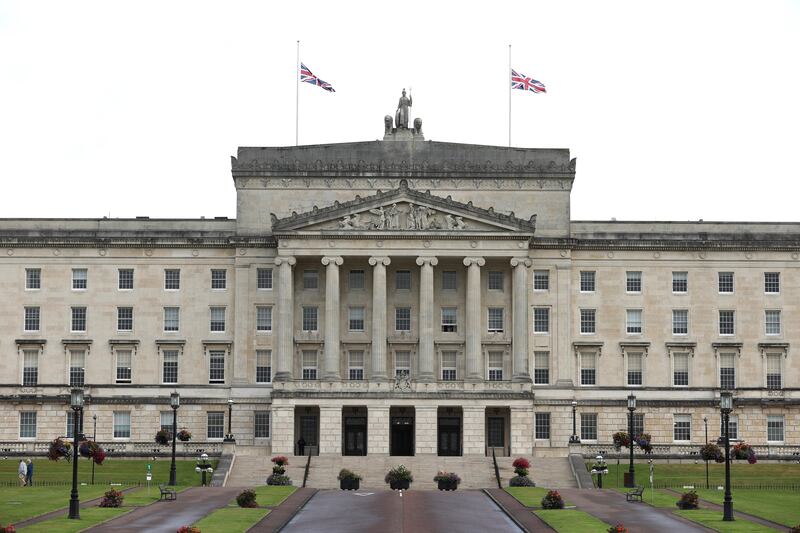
xmin=415 ymin=256 xmax=438 ymax=382
xmin=510 ymin=405 xmax=534 ymax=455
xmin=368 ymin=405 xmax=390 ymax=455
xmin=511 ymin=258 xmax=532 ymax=382
xmin=462 ymin=406 xmax=486 ymax=455
xmin=415 ymin=405 xmax=438 ymax=455
xmin=318 ymin=405 xmax=342 ymax=455
xmin=232 ymin=263 xmax=250 ymax=384
xmin=274 ymin=256 xmax=296 ymax=382
xmin=270 ymin=404 xmax=295 ymax=455
xmin=369 ymin=256 xmax=391 ymax=381
xmin=555 ymin=262 xmax=574 ymax=385
xmin=322 ymin=256 xmax=343 ymax=381
xmin=463 ymin=257 xmax=485 ymax=381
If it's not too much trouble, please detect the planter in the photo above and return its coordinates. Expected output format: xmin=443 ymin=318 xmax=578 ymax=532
xmin=340 ymin=478 xmax=360 ymax=490
xmin=437 ymin=479 xmax=458 ymax=491
xmin=389 ymin=479 xmax=410 ymax=490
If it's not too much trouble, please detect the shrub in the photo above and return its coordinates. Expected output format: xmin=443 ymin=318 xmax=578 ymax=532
xmin=433 ymin=472 xmax=461 ymax=485
xmin=541 ymin=490 xmax=564 ymax=509
xmin=155 ymin=429 xmax=171 ymax=445
xmin=512 ymin=457 xmax=530 ymax=477
xmin=236 ymin=489 xmax=258 ymax=508
xmin=177 ymin=527 xmax=201 ymax=533
xmin=676 ymin=490 xmax=699 ymax=510
xmin=385 ymin=465 xmax=413 ymax=484
xmin=177 ymin=429 xmax=192 ymax=442
xmin=607 ymin=525 xmax=628 ymax=533
xmin=266 ymin=474 xmax=292 ymax=486
xmin=613 ymin=431 xmax=630 ymax=450
xmin=99 ymin=489 xmax=125 ymax=508
xmin=47 ymin=438 xmax=72 ymax=462
xmin=338 ymin=469 xmax=362 ymax=482
xmin=699 ymin=443 xmax=723 ymax=462
xmin=0 ymin=524 xmax=17 ymax=533
xmin=509 ymin=475 xmax=536 ymax=487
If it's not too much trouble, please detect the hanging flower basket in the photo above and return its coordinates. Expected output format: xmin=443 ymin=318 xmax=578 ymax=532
xmin=699 ymin=443 xmax=723 ymax=462
xmin=177 ymin=429 xmax=192 ymax=442
xmin=613 ymin=431 xmax=630 ymax=450
xmin=732 ymin=442 xmax=757 ymax=463
xmin=47 ymin=438 xmax=72 ymax=462
xmin=79 ymin=440 xmax=107 ymax=465
xmin=155 ymin=429 xmax=171 ymax=446
xmin=635 ymin=433 xmax=653 ymax=454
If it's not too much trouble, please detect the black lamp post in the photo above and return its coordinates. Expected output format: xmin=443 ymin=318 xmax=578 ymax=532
xmin=195 ymin=453 xmax=214 ymax=486
xmin=703 ymin=415 xmax=709 ymax=490
xmin=569 ymin=401 xmax=580 ymax=444
xmin=720 ymin=391 xmax=734 ymax=521
xmin=224 ymin=399 xmax=235 ymax=442
xmin=626 ymin=394 xmax=636 ymax=488
xmin=91 ymin=414 xmax=97 ymax=485
xmin=68 ymin=388 xmax=84 ymax=520
xmin=169 ymin=392 xmax=180 ymax=486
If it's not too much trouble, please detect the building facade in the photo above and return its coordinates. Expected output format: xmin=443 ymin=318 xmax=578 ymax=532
xmin=1 ymin=123 xmax=798 ymax=458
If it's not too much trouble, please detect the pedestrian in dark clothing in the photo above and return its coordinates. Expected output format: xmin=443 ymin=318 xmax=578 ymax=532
xmin=25 ymin=459 xmax=33 ymax=486
xmin=297 ymin=437 xmax=306 ymax=456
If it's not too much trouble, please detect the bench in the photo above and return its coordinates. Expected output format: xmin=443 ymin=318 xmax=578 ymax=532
xmin=626 ymin=486 xmax=644 ymax=502
xmin=159 ymin=484 xmax=177 ymax=501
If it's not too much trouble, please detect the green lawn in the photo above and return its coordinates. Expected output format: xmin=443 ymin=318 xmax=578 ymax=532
xmin=534 ymin=509 xmax=610 ymax=532
xmin=17 ymin=507 xmax=131 ymax=533
xmin=192 ymin=507 xmax=269 ymax=533
xmin=611 ymin=487 xmax=679 ymax=509
xmin=588 ymin=462 xmax=800 ymax=489
xmin=694 ymin=489 xmax=800 ymax=527
xmin=675 ymin=509 xmax=778 ymax=533
xmin=505 ymin=487 xmax=572 ymax=508
xmin=250 ymin=485 xmax=296 ymax=507
xmin=0 ymin=485 xmax=118 ymax=523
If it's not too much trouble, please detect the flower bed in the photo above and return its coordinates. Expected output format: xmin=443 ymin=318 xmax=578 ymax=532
xmin=541 ymin=490 xmax=565 ymax=509
xmin=433 ymin=471 xmax=461 ymax=491
xmin=385 ymin=465 xmax=413 ymax=490
xmin=676 ymin=490 xmax=699 ymax=510
xmin=99 ymin=489 xmax=125 ymax=508
xmin=338 ymin=469 xmax=362 ymax=490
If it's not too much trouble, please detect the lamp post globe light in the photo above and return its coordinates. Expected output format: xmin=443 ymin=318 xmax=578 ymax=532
xmin=720 ymin=391 xmax=734 ymax=521
xmin=569 ymin=400 xmax=580 ymax=444
xmin=626 ymin=394 xmax=636 ymax=488
xmin=68 ymin=388 xmax=84 ymax=520
xmin=169 ymin=391 xmax=180 ymax=486
xmin=196 ymin=453 xmax=214 ymax=487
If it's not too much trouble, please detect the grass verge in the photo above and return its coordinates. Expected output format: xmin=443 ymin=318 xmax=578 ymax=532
xmin=534 ymin=509 xmax=610 ymax=532
xmin=0 ymin=485 xmax=121 ymax=523
xmin=694 ymin=489 xmax=800 ymax=527
xmin=192 ymin=507 xmax=270 ymax=533
xmin=16 ymin=507 xmax=130 ymax=533
xmin=674 ymin=509 xmax=778 ymax=533
xmin=588 ymin=462 xmax=800 ymax=489
xmin=250 ymin=485 xmax=296 ymax=507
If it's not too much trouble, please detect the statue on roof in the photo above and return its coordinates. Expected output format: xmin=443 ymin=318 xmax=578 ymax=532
xmin=395 ymin=88 xmax=412 ymax=129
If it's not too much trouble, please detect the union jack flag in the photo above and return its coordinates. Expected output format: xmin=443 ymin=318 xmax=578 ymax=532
xmin=300 ymin=63 xmax=335 ymax=93
xmin=510 ymin=69 xmax=546 ymax=93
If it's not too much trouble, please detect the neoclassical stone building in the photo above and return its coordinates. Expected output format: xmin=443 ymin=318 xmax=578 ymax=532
xmin=1 ymin=120 xmax=798 ymax=459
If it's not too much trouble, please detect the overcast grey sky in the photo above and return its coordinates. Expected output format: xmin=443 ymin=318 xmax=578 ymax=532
xmin=1 ymin=1 xmax=798 ymax=222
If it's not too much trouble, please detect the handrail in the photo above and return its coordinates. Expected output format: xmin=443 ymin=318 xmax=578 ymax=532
xmin=302 ymin=451 xmax=311 ymax=488
xmin=492 ymin=447 xmax=502 ymax=489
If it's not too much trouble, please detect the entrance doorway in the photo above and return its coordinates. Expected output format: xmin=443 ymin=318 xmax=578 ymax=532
xmin=294 ymin=406 xmax=320 ymax=456
xmin=486 ymin=407 xmax=510 ymax=456
xmin=390 ymin=406 xmax=414 ymax=456
xmin=437 ymin=407 xmax=462 ymax=456
xmin=343 ymin=406 xmax=367 ymax=456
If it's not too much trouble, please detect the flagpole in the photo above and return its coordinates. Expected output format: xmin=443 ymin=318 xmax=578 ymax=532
xmin=295 ymin=40 xmax=300 ymax=146
xmin=508 ymin=44 xmax=511 ymax=147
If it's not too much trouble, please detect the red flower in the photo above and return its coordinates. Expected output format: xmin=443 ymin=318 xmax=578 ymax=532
xmin=271 ymin=455 xmax=289 ymax=466
xmin=512 ymin=457 xmax=530 ymax=469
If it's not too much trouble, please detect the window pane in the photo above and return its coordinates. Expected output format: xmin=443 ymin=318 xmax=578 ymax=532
xmin=302 ymin=350 xmax=318 ymax=380
xmin=72 ymin=268 xmax=88 ymax=290
xmin=673 ymin=414 xmax=691 ymax=441
xmin=627 ymin=353 xmax=642 ymax=386
xmin=580 ymin=353 xmax=596 ymax=385
xmin=488 ymin=271 xmax=504 ymax=290
xmin=349 ymin=350 xmax=364 ymax=380
xmin=580 ymin=309 xmax=596 ymax=334
xmin=303 ymin=270 xmax=318 ymax=289
xmin=488 ymin=308 xmax=504 ymax=332
xmin=302 ymin=307 xmax=318 ymax=331
xmin=117 ymin=307 xmax=133 ymax=331
xmin=672 ymin=310 xmax=688 ymax=335
xmin=23 ymin=350 xmax=38 ymax=386
xmin=69 ymin=349 xmax=85 ymax=387
xmin=535 ymin=413 xmax=550 ymax=439
xmin=113 ymin=412 xmax=131 ymax=438
xmin=24 ymin=306 xmax=40 ymax=331
xmin=765 ymin=310 xmax=781 ymax=335
xmin=163 ymin=350 xmax=179 ymax=384
xmin=26 ymin=268 xmax=41 ymax=289
xmin=395 ymin=270 xmax=411 ymax=290
xmin=395 ymin=351 xmax=411 ymax=378
xmin=211 ymin=269 xmax=227 ymax=289
xmin=442 ymin=270 xmax=457 ymax=290
xmin=254 ymin=411 xmax=270 ymax=438
xmin=580 ymin=413 xmax=598 ymax=440
xmin=626 ymin=309 xmax=642 ymax=334
xmin=349 ymin=270 xmax=365 ymax=289
xmin=488 ymin=351 xmax=503 ymax=381
xmin=165 ymin=269 xmax=180 ymax=290
xmin=256 ymin=349 xmax=272 ymax=383
xmin=395 ymin=307 xmax=411 ymax=331
xmin=116 ymin=350 xmax=132 ymax=383
xmin=719 ymin=310 xmax=735 ymax=335
xmin=673 ymin=353 xmax=689 ymax=386
xmin=118 ymin=269 xmax=134 ymax=289
xmin=210 ymin=307 xmax=226 ymax=332
xmin=533 ymin=270 xmax=549 ymax=290
xmin=207 ymin=412 xmax=224 ymax=439
xmin=257 ymin=268 xmax=273 ymax=289
xmin=441 ymin=350 xmax=457 ymax=381
xmin=209 ymin=350 xmax=225 ymax=383
xmin=533 ymin=308 xmax=549 ymax=333
xmin=767 ymin=416 xmax=784 ymax=442
xmin=441 ymin=307 xmax=457 ymax=332
xmin=718 ymin=272 xmax=734 ymax=293
xmin=349 ymin=307 xmax=365 ymax=331
xmin=766 ymin=353 xmax=781 ymax=389
xmin=20 ymin=412 xmax=37 ymax=438
xmin=71 ymin=307 xmax=87 ymax=332
xmin=672 ymin=271 xmax=687 ymax=293
xmin=764 ymin=272 xmax=780 ymax=293
xmin=534 ymin=351 xmax=549 ymax=384
xmin=720 ymin=353 xmax=735 ymax=389
xmin=164 ymin=307 xmax=180 ymax=331
xmin=580 ymin=271 xmax=595 ymax=292
xmin=256 ymin=306 xmax=272 ymax=332
xmin=626 ymin=271 xmax=641 ymax=292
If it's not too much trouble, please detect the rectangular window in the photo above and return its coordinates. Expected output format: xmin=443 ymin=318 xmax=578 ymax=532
xmin=487 ymin=351 xmax=503 ymax=381
xmin=672 ymin=271 xmax=688 ymax=293
xmin=488 ymin=271 xmax=504 ymax=290
xmin=25 ymin=268 xmax=41 ymax=290
xmin=209 ymin=350 xmax=225 ymax=383
xmin=488 ymin=308 xmax=504 ymax=333
xmin=303 ymin=269 xmax=318 ymax=289
xmin=24 ymin=306 xmax=40 ymax=332
xmin=765 ymin=310 xmax=781 ymax=335
xmin=302 ymin=306 xmax=318 ymax=332
xmin=627 ymin=353 xmax=643 ymax=386
xmin=767 ymin=415 xmax=784 ymax=443
xmin=626 ymin=309 xmax=643 ymax=334
xmin=535 ymin=412 xmax=551 ymax=439
xmin=66 ymin=411 xmax=84 ymax=439
xmin=719 ymin=310 xmax=735 ymax=335
xmin=672 ymin=309 xmax=688 ymax=335
xmin=441 ymin=307 xmax=457 ymax=332
xmin=580 ymin=352 xmax=597 ymax=386
xmin=348 ymin=269 xmax=365 ymax=290
xmin=257 ymin=268 xmax=273 ymax=289
xmin=256 ymin=349 xmax=271 ymax=383
xmin=721 ymin=415 xmax=739 ymax=441
xmin=165 ymin=269 xmax=180 ymax=290
xmin=117 ymin=307 xmax=133 ymax=332
xmin=71 ymin=306 xmax=87 ymax=332
xmin=632 ymin=413 xmax=645 ymax=438
xmin=349 ymin=307 xmax=365 ymax=331
xmin=764 ymin=272 xmax=780 ymax=294
xmin=626 ymin=271 xmax=642 ymax=293
xmin=118 ymin=268 xmax=134 ymax=290
xmin=22 ymin=349 xmax=38 ymax=386
xmin=69 ymin=349 xmax=85 ymax=387
xmin=534 ymin=351 xmax=549 ymax=385
xmin=113 ymin=411 xmax=131 ymax=439
xmin=395 ymin=351 xmax=411 ymax=378
xmin=163 ymin=349 xmax=179 ymax=384
xmin=72 ymin=268 xmax=87 ymax=290
xmin=718 ymin=272 xmax=734 ymax=293
xmin=673 ymin=353 xmax=689 ymax=386
xmin=20 ymin=412 xmax=37 ymax=439
xmin=442 ymin=270 xmax=457 ymax=290
xmin=673 ymin=414 xmax=691 ymax=442
xmin=348 ymin=350 xmax=364 ymax=380
xmin=395 ymin=307 xmax=411 ymax=331
xmin=160 ymin=411 xmax=173 ymax=432
xmin=302 ymin=350 xmax=317 ymax=380
xmin=207 ymin=412 xmax=224 ymax=439
xmin=720 ymin=353 xmax=735 ymax=389
xmin=396 ymin=270 xmax=411 ymax=290
xmin=211 ymin=269 xmax=227 ymax=289
xmin=766 ymin=353 xmax=782 ymax=389
xmin=116 ymin=350 xmax=132 ymax=383
xmin=580 ymin=309 xmax=596 ymax=334
xmin=580 ymin=413 xmax=598 ymax=441
xmin=441 ymin=350 xmax=457 ymax=381
xmin=533 ymin=307 xmax=550 ymax=334
xmin=256 ymin=306 xmax=272 ymax=332
xmin=533 ymin=270 xmax=549 ymax=291
xmin=210 ymin=307 xmax=226 ymax=332
xmin=164 ymin=307 xmax=180 ymax=332
xmin=580 ymin=271 xmax=595 ymax=292
xmin=254 ymin=411 xmax=270 ymax=438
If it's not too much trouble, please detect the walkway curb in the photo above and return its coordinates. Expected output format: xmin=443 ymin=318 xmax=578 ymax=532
xmin=249 ymin=487 xmax=317 ymax=532
xmin=484 ymin=488 xmax=555 ymax=532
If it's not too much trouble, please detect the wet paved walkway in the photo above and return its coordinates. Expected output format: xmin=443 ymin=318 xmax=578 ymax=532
xmin=281 ymin=489 xmax=522 ymax=533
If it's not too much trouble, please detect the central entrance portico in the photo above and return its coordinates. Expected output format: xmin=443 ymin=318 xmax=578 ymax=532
xmin=437 ymin=406 xmax=462 ymax=456
xmin=390 ymin=406 xmax=415 ymax=456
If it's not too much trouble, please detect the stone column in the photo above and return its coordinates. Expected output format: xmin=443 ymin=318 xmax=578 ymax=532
xmin=415 ymin=405 xmax=438 ymax=455
xmin=232 ymin=262 xmax=250 ymax=384
xmin=321 ymin=256 xmax=343 ymax=381
xmin=462 ymin=406 xmax=486 ymax=456
xmin=415 ymin=256 xmax=438 ymax=382
xmin=274 ymin=256 xmax=296 ymax=382
xmin=368 ymin=405 xmax=390 ymax=455
xmin=270 ymin=403 xmax=295 ymax=455
xmin=369 ymin=256 xmax=391 ymax=381
xmin=511 ymin=258 xmax=532 ymax=382
xmin=463 ymin=257 xmax=485 ymax=381
xmin=555 ymin=262 xmax=574 ymax=385
xmin=318 ymin=405 xmax=342 ymax=455
xmin=510 ymin=405 xmax=534 ymax=455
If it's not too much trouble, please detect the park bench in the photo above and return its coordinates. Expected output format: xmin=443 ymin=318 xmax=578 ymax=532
xmin=159 ymin=484 xmax=177 ymax=501
xmin=626 ymin=486 xmax=644 ymax=502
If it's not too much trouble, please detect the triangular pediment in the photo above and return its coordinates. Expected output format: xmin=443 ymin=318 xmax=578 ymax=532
xmin=270 ymin=180 xmax=536 ymax=234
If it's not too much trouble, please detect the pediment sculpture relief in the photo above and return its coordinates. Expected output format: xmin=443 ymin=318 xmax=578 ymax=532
xmin=338 ymin=203 xmax=467 ymax=231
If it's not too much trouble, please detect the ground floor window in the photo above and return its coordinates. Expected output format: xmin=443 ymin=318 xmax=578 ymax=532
xmin=535 ymin=412 xmax=550 ymax=440
xmin=20 ymin=412 xmax=37 ymax=438
xmin=254 ymin=411 xmax=270 ymax=438
xmin=632 ymin=413 xmax=645 ymax=438
xmin=66 ymin=411 xmax=84 ymax=439
xmin=580 ymin=413 xmax=597 ymax=441
xmin=721 ymin=415 xmax=738 ymax=440
xmin=160 ymin=411 xmax=173 ymax=432
xmin=113 ymin=411 xmax=131 ymax=439
xmin=767 ymin=415 xmax=784 ymax=443
xmin=207 ymin=411 xmax=224 ymax=439
xmin=673 ymin=414 xmax=691 ymax=442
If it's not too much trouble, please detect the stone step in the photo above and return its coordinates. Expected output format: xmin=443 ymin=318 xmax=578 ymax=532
xmin=495 ymin=457 xmax=577 ymax=488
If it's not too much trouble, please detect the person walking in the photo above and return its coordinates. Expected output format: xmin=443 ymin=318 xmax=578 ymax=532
xmin=18 ymin=458 xmax=27 ymax=486
xmin=25 ymin=459 xmax=33 ymax=487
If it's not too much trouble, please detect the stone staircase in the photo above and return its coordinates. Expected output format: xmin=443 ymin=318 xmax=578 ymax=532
xmin=226 ymin=453 xmax=309 ymax=488
xmin=496 ymin=457 xmax=577 ymax=488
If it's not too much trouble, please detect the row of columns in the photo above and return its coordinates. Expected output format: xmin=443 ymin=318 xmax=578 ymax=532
xmin=273 ymin=255 xmax=532 ymax=383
